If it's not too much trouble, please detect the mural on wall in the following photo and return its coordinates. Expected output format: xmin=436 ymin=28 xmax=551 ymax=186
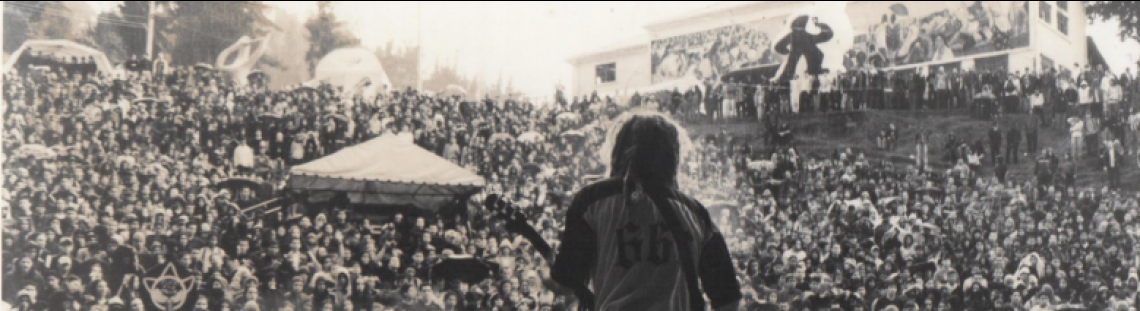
xmin=650 ymin=1 xmax=1030 ymax=84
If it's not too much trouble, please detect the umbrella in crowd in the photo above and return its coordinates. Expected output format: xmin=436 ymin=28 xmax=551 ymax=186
xmin=15 ymin=144 xmax=57 ymax=160
xmin=325 ymin=113 xmax=350 ymax=123
xmin=914 ymin=186 xmax=944 ymax=197
xmin=556 ymin=112 xmax=581 ymax=122
xmin=517 ymin=131 xmax=543 ymax=143
xmin=142 ymin=163 xmax=170 ymax=177
xmin=260 ymin=112 xmax=284 ymax=120
xmin=115 ymin=155 xmax=137 ymax=167
xmin=560 ymin=130 xmax=585 ymax=139
xmin=489 ymin=133 xmax=514 ymax=144
xmin=431 ymin=255 xmax=494 ymax=283
xmin=444 ymin=84 xmax=468 ymax=96
xmin=889 ymin=3 xmax=909 ymax=16
xmin=132 ymin=98 xmax=168 ymax=107
xmin=521 ymin=162 xmax=543 ymax=175
xmin=747 ymin=160 xmax=776 ymax=171
xmin=194 ymin=62 xmax=214 ymax=71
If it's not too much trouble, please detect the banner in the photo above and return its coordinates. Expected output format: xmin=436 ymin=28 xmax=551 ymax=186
xmin=140 ymin=262 xmax=200 ymax=311
xmin=650 ymin=1 xmax=1030 ymax=83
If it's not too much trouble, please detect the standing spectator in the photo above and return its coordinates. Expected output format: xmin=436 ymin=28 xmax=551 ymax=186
xmin=1105 ymin=140 xmax=1123 ymax=190
xmin=989 ymin=124 xmax=1002 ymax=164
xmin=995 ymin=158 xmax=1008 ymax=185
xmin=935 ymin=68 xmax=950 ymax=109
xmin=1007 ymin=125 xmax=1021 ymax=164
xmin=1070 ymin=117 xmax=1085 ymax=159
xmin=1105 ymin=78 xmax=1123 ymax=116
xmin=1026 ymin=121 xmax=1039 ymax=156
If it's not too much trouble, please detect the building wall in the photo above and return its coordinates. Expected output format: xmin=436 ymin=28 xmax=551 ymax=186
xmin=570 ymin=47 xmax=651 ymax=98
xmin=569 ymin=1 xmax=1087 ymax=97
xmin=1032 ymin=1 xmax=1087 ymax=73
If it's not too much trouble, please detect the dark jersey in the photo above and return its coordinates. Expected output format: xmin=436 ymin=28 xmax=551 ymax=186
xmin=552 ymin=178 xmax=741 ymax=311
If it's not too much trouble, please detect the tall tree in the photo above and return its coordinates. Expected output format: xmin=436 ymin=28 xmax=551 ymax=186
xmin=305 ymin=1 xmax=360 ymax=72
xmin=3 ymin=2 xmax=40 ymax=53
xmin=91 ymin=12 xmax=129 ymax=63
xmin=3 ymin=1 xmax=81 ymax=52
xmin=162 ymin=1 xmax=277 ymax=66
xmin=116 ymin=1 xmax=154 ymax=58
xmin=259 ymin=8 xmax=310 ymax=89
xmin=1087 ymin=1 xmax=1140 ymax=42
xmin=376 ymin=41 xmax=420 ymax=90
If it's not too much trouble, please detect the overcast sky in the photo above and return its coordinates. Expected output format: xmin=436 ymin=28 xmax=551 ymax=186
xmin=89 ymin=1 xmax=1140 ymax=96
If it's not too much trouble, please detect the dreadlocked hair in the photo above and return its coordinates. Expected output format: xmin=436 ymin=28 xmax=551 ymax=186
xmin=605 ymin=111 xmax=687 ymax=206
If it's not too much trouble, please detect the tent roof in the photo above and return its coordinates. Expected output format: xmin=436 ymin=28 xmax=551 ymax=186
xmin=288 ymin=135 xmax=485 ymax=209
xmin=3 ymin=40 xmax=115 ymax=73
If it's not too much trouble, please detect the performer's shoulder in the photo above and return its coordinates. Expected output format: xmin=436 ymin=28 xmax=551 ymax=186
xmin=571 ymin=177 xmax=625 ymax=206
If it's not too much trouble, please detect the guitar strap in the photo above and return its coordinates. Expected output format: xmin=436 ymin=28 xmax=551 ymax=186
xmin=643 ymin=186 xmax=707 ymax=311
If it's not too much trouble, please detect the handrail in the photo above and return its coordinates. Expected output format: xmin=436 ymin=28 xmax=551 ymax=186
xmin=241 ymin=198 xmax=281 ymax=214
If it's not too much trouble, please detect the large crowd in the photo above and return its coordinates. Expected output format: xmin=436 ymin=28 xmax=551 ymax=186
xmin=639 ymin=63 xmax=1140 ymax=130
xmin=5 ymin=53 xmax=1140 ymax=311
xmin=1 ymin=61 xmax=630 ymax=311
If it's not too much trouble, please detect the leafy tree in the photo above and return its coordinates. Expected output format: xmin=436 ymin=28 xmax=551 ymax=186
xmin=90 ymin=12 xmax=129 ymax=63
xmin=376 ymin=41 xmax=420 ymax=90
xmin=3 ymin=2 xmax=38 ymax=53
xmin=305 ymin=1 xmax=360 ymax=72
xmin=3 ymin=1 xmax=80 ymax=52
xmin=1087 ymin=1 xmax=1140 ymax=42
xmin=115 ymin=1 xmax=155 ymax=58
xmin=162 ymin=1 xmax=276 ymax=66
xmin=259 ymin=8 xmax=310 ymax=88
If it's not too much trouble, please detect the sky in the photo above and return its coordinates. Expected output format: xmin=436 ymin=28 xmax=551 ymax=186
xmin=87 ymin=1 xmax=1140 ymax=96
xmin=265 ymin=1 xmax=711 ymax=97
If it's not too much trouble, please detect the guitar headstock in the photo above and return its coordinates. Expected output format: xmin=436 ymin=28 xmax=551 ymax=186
xmin=483 ymin=193 xmax=528 ymax=234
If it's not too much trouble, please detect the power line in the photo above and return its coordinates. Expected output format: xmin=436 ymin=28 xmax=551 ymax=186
xmin=5 ymin=2 xmax=149 ymax=29
xmin=8 ymin=1 xmax=241 ymax=43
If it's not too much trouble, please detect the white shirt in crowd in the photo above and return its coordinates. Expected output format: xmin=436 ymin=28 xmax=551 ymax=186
xmin=1070 ymin=119 xmax=1084 ymax=138
xmin=1079 ymin=86 xmax=1093 ymax=105
xmin=1030 ymin=93 xmax=1044 ymax=108
xmin=234 ymin=144 xmax=255 ymax=168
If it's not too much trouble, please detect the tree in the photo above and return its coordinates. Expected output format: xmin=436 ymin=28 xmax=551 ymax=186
xmin=305 ymin=1 xmax=360 ymax=72
xmin=3 ymin=2 xmax=38 ymax=53
xmin=162 ymin=1 xmax=277 ymax=66
xmin=376 ymin=41 xmax=420 ymax=90
xmin=258 ymin=8 xmax=310 ymax=89
xmin=3 ymin=1 xmax=81 ymax=53
xmin=1087 ymin=1 xmax=1140 ymax=42
xmin=91 ymin=12 xmax=129 ymax=63
xmin=116 ymin=1 xmax=154 ymax=58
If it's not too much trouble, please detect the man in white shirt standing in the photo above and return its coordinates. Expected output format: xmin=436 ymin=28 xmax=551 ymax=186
xmin=1070 ymin=117 xmax=1084 ymax=160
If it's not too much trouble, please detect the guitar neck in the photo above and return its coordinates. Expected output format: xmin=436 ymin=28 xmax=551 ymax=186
xmin=512 ymin=219 xmax=555 ymax=261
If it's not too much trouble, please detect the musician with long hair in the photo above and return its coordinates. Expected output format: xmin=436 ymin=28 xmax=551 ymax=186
xmin=548 ymin=110 xmax=742 ymax=311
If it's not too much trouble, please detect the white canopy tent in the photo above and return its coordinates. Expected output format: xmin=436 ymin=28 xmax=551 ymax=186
xmin=3 ymin=40 xmax=115 ymax=73
xmin=288 ymin=135 xmax=485 ymax=212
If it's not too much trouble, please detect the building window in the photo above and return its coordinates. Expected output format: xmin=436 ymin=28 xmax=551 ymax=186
xmin=595 ymin=63 xmax=616 ymax=84
xmin=1057 ymin=13 xmax=1068 ymax=35
xmin=1057 ymin=1 xmax=1067 ymax=11
xmin=1039 ymin=1 xmax=1052 ymax=23
xmin=1041 ymin=55 xmax=1054 ymax=72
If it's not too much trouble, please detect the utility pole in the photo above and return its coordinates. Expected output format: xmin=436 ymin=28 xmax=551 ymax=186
xmin=416 ymin=1 xmax=424 ymax=91
xmin=146 ymin=0 xmax=156 ymax=58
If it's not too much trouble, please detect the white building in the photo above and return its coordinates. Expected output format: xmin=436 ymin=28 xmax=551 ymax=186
xmin=568 ymin=1 xmax=1090 ymax=98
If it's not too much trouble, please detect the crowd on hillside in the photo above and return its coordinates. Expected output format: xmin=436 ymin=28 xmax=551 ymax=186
xmin=6 ymin=55 xmax=1140 ymax=311
xmin=635 ymin=64 xmax=1140 ymax=128
xmin=0 ymin=61 xmax=634 ymax=311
